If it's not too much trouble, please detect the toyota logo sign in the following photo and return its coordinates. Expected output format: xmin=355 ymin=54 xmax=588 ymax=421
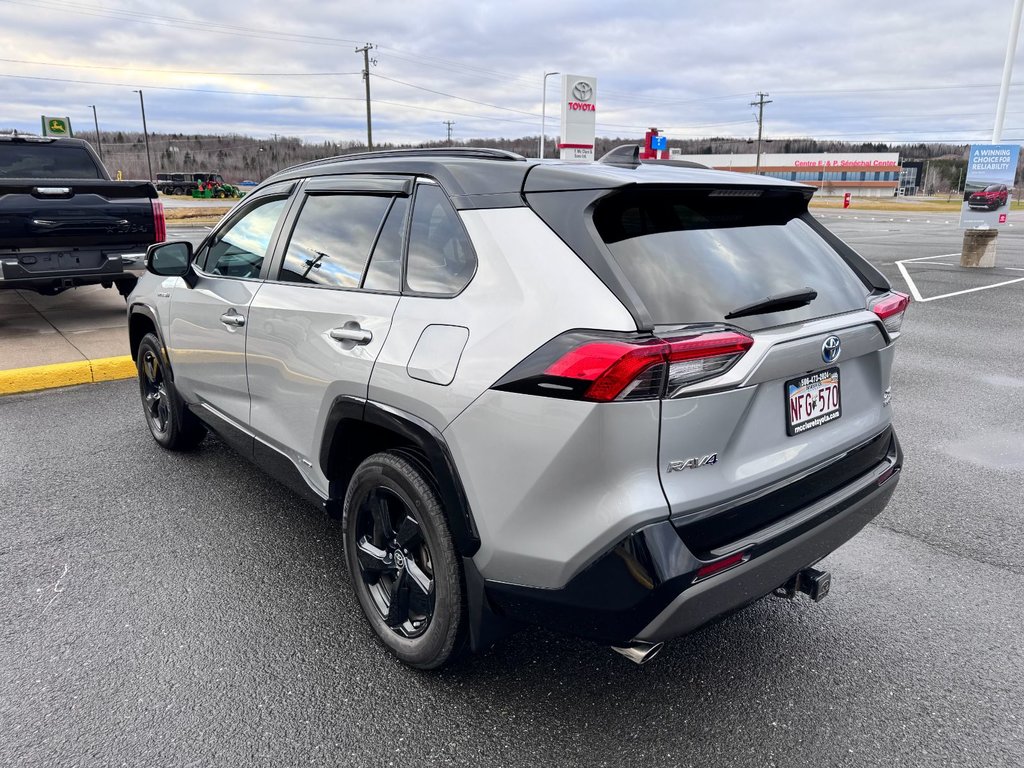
xmin=572 ymin=81 xmax=593 ymax=102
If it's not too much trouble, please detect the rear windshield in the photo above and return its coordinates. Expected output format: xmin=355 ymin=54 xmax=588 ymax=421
xmin=593 ymin=187 xmax=869 ymax=331
xmin=0 ymin=143 xmax=102 ymax=179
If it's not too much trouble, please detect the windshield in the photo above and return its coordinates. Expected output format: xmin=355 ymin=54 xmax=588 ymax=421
xmin=0 ymin=143 xmax=102 ymax=179
xmin=593 ymin=187 xmax=870 ymax=331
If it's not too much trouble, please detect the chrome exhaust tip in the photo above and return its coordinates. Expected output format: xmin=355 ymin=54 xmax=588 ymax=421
xmin=610 ymin=641 xmax=664 ymax=665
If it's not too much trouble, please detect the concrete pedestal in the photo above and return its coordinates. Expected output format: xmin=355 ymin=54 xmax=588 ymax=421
xmin=960 ymin=229 xmax=998 ymax=268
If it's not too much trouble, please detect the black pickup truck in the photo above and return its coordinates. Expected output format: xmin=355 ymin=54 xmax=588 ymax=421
xmin=0 ymin=135 xmax=164 ymax=296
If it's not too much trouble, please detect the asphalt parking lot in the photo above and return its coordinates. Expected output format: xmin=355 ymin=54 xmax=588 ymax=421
xmin=2 ymin=213 xmax=1022 ymax=767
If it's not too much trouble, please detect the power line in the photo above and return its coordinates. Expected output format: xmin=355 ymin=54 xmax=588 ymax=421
xmin=372 ymin=73 xmax=540 ymax=117
xmin=0 ymin=57 xmax=360 ymax=77
xmin=0 ymin=72 xmax=540 ymax=127
xmin=0 ymin=0 xmax=366 ymax=48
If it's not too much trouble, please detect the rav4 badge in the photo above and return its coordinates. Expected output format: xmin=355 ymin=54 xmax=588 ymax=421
xmin=667 ymin=454 xmax=718 ymax=472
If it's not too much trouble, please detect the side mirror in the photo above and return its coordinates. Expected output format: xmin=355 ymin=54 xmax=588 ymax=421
xmin=146 ymin=241 xmax=195 ymax=285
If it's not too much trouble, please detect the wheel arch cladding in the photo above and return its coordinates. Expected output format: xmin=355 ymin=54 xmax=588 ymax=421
xmin=320 ymin=397 xmax=480 ymax=556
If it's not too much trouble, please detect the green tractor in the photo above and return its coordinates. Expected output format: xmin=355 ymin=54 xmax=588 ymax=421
xmin=189 ymin=173 xmax=244 ymax=199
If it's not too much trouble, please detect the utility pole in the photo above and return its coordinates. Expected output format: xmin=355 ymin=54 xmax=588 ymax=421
xmin=443 ymin=120 xmax=455 ymax=147
xmin=88 ymin=104 xmax=103 ymax=160
xmin=750 ymin=92 xmax=772 ymax=175
xmin=355 ymin=43 xmax=376 ymax=151
xmin=133 ymin=89 xmax=153 ymax=181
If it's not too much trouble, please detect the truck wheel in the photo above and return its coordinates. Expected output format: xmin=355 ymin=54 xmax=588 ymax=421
xmin=136 ymin=333 xmax=206 ymax=451
xmin=115 ymin=278 xmax=137 ymax=300
xmin=173 ymin=186 xmax=184 ymax=196
xmin=342 ymin=451 xmax=467 ymax=669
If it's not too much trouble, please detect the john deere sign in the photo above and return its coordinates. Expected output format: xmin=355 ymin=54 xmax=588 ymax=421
xmin=41 ymin=116 xmax=72 ymax=137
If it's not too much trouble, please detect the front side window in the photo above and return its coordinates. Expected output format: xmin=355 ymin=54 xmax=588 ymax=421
xmin=278 ymin=194 xmax=391 ymax=289
xmin=405 ymin=184 xmax=476 ymax=295
xmin=203 ymin=198 xmax=287 ymax=278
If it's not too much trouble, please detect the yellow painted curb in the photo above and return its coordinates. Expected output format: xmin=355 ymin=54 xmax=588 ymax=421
xmin=0 ymin=355 xmax=136 ymax=395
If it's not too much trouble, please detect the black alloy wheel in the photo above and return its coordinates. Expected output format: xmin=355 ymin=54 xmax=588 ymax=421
xmin=353 ymin=487 xmax=435 ymax=637
xmin=140 ymin=347 xmax=170 ymax=437
xmin=135 ymin=333 xmax=206 ymax=451
xmin=343 ymin=451 xmax=466 ymax=669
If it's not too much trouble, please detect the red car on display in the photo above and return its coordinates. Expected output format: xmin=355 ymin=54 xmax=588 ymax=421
xmin=967 ymin=184 xmax=1009 ymax=210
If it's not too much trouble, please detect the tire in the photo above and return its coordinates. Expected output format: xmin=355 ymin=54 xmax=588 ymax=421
xmin=136 ymin=333 xmax=206 ymax=451
xmin=115 ymin=277 xmax=137 ymax=301
xmin=172 ymin=186 xmax=184 ymax=196
xmin=342 ymin=451 xmax=467 ymax=669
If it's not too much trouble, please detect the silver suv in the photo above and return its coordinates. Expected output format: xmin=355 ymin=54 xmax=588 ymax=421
xmin=129 ymin=148 xmax=906 ymax=669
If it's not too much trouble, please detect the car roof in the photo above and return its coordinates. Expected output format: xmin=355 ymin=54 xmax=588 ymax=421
xmin=264 ymin=147 xmax=809 ymax=209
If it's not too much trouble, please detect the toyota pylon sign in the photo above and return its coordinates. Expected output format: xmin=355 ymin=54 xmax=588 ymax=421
xmin=559 ymin=74 xmax=597 ymax=162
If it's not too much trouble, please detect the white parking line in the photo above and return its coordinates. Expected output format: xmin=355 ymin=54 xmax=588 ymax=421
xmin=895 ymin=251 xmax=1024 ymax=302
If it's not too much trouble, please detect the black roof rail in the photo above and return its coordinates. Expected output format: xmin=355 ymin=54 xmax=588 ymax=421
xmin=292 ymin=146 xmax=528 ymax=172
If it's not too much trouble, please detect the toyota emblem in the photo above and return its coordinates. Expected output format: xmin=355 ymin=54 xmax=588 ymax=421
xmin=821 ymin=335 xmax=841 ymax=364
xmin=572 ymin=81 xmax=593 ymax=102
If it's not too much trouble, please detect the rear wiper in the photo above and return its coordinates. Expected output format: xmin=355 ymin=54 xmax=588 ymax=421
xmin=724 ymin=287 xmax=818 ymax=320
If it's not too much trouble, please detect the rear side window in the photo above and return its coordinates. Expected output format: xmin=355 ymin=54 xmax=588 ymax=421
xmin=362 ymin=196 xmax=408 ymax=292
xmin=593 ymin=188 xmax=870 ymax=331
xmin=406 ymin=184 xmax=476 ymax=295
xmin=0 ymin=143 xmax=102 ymax=179
xmin=279 ymin=194 xmax=391 ymax=289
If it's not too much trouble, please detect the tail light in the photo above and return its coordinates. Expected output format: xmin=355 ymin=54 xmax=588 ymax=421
xmin=493 ymin=329 xmax=754 ymax=402
xmin=870 ymin=291 xmax=910 ymax=337
xmin=151 ymin=199 xmax=167 ymax=243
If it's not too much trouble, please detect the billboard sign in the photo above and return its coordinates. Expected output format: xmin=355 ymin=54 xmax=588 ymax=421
xmin=960 ymin=144 xmax=1020 ymax=228
xmin=41 ymin=116 xmax=73 ymax=137
xmin=559 ymin=74 xmax=597 ymax=162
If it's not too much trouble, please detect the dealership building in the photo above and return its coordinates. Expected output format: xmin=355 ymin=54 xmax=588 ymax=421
xmin=667 ymin=151 xmax=903 ymax=197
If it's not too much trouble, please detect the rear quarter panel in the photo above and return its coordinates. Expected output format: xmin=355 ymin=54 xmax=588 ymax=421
xmin=367 ymin=206 xmax=637 ymax=430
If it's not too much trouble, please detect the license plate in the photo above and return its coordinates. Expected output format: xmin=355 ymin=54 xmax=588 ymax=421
xmin=786 ymin=368 xmax=841 ymax=436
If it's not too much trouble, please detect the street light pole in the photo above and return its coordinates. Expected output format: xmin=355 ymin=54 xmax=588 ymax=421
xmin=88 ymin=104 xmax=103 ymax=160
xmin=994 ymin=0 xmax=1024 ymax=142
xmin=539 ymin=71 xmax=560 ymax=159
xmin=962 ymin=0 xmax=1024 ymax=269
xmin=133 ymin=89 xmax=153 ymax=181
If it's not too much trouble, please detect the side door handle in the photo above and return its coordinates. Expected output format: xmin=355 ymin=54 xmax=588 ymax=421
xmin=329 ymin=326 xmax=373 ymax=345
xmin=220 ymin=310 xmax=246 ymax=328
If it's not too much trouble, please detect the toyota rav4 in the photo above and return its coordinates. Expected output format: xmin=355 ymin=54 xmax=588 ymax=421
xmin=128 ymin=148 xmax=906 ymax=669
xmin=967 ymin=184 xmax=1009 ymax=210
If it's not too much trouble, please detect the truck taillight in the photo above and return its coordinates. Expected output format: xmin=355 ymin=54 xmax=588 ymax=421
xmin=151 ymin=199 xmax=167 ymax=243
xmin=493 ymin=330 xmax=753 ymax=402
xmin=870 ymin=291 xmax=910 ymax=337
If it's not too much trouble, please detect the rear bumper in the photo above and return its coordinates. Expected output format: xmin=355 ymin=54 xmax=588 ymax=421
xmin=0 ymin=249 xmax=146 ymax=291
xmin=483 ymin=430 xmax=902 ymax=646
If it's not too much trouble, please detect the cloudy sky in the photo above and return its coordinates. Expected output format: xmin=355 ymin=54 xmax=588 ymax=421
xmin=1 ymin=0 xmax=1023 ymax=149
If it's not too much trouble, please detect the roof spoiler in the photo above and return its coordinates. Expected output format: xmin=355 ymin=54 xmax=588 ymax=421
xmin=596 ymin=145 xmax=709 ymax=170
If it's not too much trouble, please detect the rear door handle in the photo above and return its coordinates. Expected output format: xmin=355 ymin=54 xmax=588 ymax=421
xmin=220 ymin=311 xmax=246 ymax=328
xmin=329 ymin=326 xmax=372 ymax=344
